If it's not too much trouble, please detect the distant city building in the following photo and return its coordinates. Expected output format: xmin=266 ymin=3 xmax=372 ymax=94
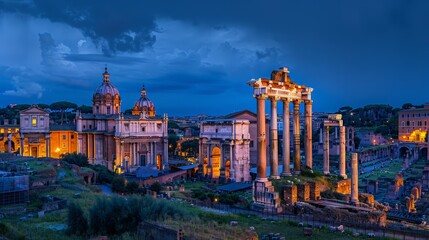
xmin=199 ymin=119 xmax=251 ymax=182
xmin=398 ymin=103 xmax=429 ymax=142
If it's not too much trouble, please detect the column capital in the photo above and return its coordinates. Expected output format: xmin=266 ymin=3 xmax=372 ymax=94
xmin=281 ymin=98 xmax=291 ymax=103
xmin=269 ymin=96 xmax=280 ymax=102
xmin=304 ymin=99 xmax=313 ymax=105
xmin=255 ymin=94 xmax=267 ymax=100
xmin=292 ymin=99 xmax=302 ymax=105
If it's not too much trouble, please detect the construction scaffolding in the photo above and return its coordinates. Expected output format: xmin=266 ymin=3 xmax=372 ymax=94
xmin=0 ymin=174 xmax=29 ymax=205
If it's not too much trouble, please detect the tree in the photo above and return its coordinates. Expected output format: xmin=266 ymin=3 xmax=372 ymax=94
xmin=50 ymin=101 xmax=77 ymax=124
xmin=67 ymin=202 xmax=88 ymax=236
xmin=149 ymin=182 xmax=162 ymax=194
xmin=168 ymin=134 xmax=179 ymax=155
xmin=111 ymin=176 xmax=126 ymax=193
xmin=180 ymin=139 xmax=198 ymax=156
xmin=126 ymin=181 xmax=139 ymax=193
xmin=36 ymin=103 xmax=50 ymax=109
xmin=77 ymin=105 xmax=92 ymax=114
xmin=62 ymin=152 xmax=89 ymax=167
xmin=402 ymin=103 xmax=414 ymax=110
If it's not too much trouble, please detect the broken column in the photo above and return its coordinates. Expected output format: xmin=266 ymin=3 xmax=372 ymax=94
xmin=323 ymin=126 xmax=330 ymax=175
xmin=7 ymin=133 xmax=12 ymax=153
xmin=339 ymin=126 xmax=347 ymax=179
xmin=351 ymin=153 xmax=359 ymax=205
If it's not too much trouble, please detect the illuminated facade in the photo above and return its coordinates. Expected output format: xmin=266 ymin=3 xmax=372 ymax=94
xmin=76 ymin=67 xmax=168 ymax=172
xmin=398 ymin=103 xmax=429 ymax=142
xmin=15 ymin=68 xmax=168 ymax=174
xmin=0 ymin=119 xmax=20 ymax=153
xmin=199 ymin=119 xmax=251 ymax=182
xmin=19 ymin=106 xmax=50 ymax=158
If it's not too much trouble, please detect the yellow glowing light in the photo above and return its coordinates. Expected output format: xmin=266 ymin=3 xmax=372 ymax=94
xmin=214 ymin=198 xmax=218 ymax=202
xmin=55 ymin=148 xmax=61 ymax=153
xmin=32 ymin=118 xmax=37 ymax=127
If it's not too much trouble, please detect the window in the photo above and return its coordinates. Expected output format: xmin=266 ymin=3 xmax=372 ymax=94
xmin=141 ymin=127 xmax=146 ymax=132
xmin=107 ymin=106 xmax=111 ymax=114
xmin=32 ymin=117 xmax=37 ymax=127
xmin=402 ymin=121 xmax=405 ymax=127
xmin=71 ymin=135 xmax=74 ymax=139
xmin=250 ymin=141 xmax=254 ymax=148
xmin=0 ymin=129 xmax=3 ymax=134
xmin=62 ymin=143 xmax=66 ymax=149
xmin=124 ymin=123 xmax=130 ymax=131
xmin=215 ymin=128 xmax=218 ymax=133
xmin=412 ymin=121 xmax=415 ymax=127
xmin=62 ymin=134 xmax=66 ymax=140
xmin=83 ymin=125 xmax=86 ymax=129
xmin=96 ymin=106 xmax=99 ymax=114
xmin=89 ymin=124 xmax=92 ymax=129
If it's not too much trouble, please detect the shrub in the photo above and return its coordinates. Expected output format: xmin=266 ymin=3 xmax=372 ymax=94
xmin=67 ymin=202 xmax=88 ymax=236
xmin=149 ymin=182 xmax=162 ymax=194
xmin=126 ymin=181 xmax=139 ymax=193
xmin=111 ymin=176 xmax=126 ymax=193
xmin=90 ymin=164 xmax=115 ymax=184
xmin=62 ymin=152 xmax=89 ymax=167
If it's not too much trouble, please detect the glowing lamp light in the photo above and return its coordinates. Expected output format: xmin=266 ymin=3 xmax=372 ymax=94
xmin=55 ymin=148 xmax=61 ymax=153
xmin=214 ymin=197 xmax=218 ymax=202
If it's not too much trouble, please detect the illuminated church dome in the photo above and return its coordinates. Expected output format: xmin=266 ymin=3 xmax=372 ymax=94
xmin=92 ymin=67 xmax=121 ymax=115
xmin=132 ymin=85 xmax=155 ymax=117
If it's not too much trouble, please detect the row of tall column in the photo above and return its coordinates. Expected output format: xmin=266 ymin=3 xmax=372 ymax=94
xmin=259 ymin=96 xmax=313 ymax=180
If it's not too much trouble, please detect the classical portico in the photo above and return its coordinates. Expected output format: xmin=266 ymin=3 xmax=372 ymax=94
xmin=248 ymin=67 xmax=313 ymax=212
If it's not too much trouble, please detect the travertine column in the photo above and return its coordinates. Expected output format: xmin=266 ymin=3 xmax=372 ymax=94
xmin=351 ymin=153 xmax=359 ymax=205
xmin=339 ymin=126 xmax=347 ymax=179
xmin=304 ymin=100 xmax=313 ymax=169
xmin=7 ymin=134 xmax=12 ymax=153
xmin=323 ymin=126 xmax=330 ymax=175
xmin=293 ymin=100 xmax=301 ymax=174
xmin=45 ymin=134 xmax=50 ymax=157
xmin=319 ymin=130 xmax=323 ymax=144
xmin=270 ymin=97 xmax=280 ymax=179
xmin=93 ymin=134 xmax=97 ymax=164
xmin=120 ymin=141 xmax=124 ymax=167
xmin=256 ymin=95 xmax=267 ymax=180
xmin=115 ymin=138 xmax=120 ymax=168
xmin=20 ymin=133 xmax=24 ymax=155
xmin=282 ymin=99 xmax=292 ymax=176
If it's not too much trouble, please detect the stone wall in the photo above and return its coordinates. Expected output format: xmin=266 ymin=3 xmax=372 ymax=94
xmin=335 ymin=179 xmax=351 ymax=195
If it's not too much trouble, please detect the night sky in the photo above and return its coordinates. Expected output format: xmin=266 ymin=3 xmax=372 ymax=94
xmin=1 ymin=0 xmax=429 ymax=116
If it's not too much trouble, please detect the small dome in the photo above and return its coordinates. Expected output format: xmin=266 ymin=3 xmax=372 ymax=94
xmin=93 ymin=67 xmax=120 ymax=97
xmin=132 ymin=85 xmax=155 ymax=117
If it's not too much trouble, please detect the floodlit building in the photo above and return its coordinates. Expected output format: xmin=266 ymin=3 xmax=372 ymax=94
xmin=398 ymin=103 xmax=429 ymax=142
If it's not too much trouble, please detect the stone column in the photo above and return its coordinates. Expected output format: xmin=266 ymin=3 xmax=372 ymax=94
xmin=229 ymin=143 xmax=235 ymax=181
xmin=270 ymin=97 xmax=280 ymax=179
xmin=136 ymin=143 xmax=140 ymax=166
xmin=154 ymin=141 xmax=157 ymax=168
xmin=7 ymin=134 xmax=12 ymax=153
xmin=256 ymin=95 xmax=267 ymax=180
xmin=45 ymin=134 xmax=50 ymax=157
xmin=304 ymin=100 xmax=313 ymax=169
xmin=339 ymin=126 xmax=347 ymax=179
xmin=351 ymin=153 xmax=359 ymax=205
xmin=130 ymin=142 xmax=134 ymax=168
xmin=93 ymin=134 xmax=97 ymax=164
xmin=120 ymin=141 xmax=124 ymax=167
xmin=282 ymin=99 xmax=292 ymax=176
xmin=323 ymin=126 xmax=330 ymax=175
xmin=20 ymin=133 xmax=24 ymax=156
xmin=293 ymin=100 xmax=301 ymax=174
xmin=319 ymin=130 xmax=323 ymax=144
xmin=115 ymin=138 xmax=120 ymax=168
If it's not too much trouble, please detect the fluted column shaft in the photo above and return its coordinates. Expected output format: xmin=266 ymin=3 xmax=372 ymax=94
xmin=282 ymin=99 xmax=292 ymax=176
xmin=256 ymin=96 xmax=267 ymax=180
xmin=270 ymin=97 xmax=279 ymax=179
xmin=339 ymin=126 xmax=347 ymax=179
xmin=293 ymin=100 xmax=301 ymax=174
xmin=323 ymin=126 xmax=330 ymax=175
xmin=304 ymin=100 xmax=313 ymax=169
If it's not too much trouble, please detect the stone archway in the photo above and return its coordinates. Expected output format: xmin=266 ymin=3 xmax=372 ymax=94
xmin=3 ymin=141 xmax=15 ymax=152
xmin=399 ymin=146 xmax=410 ymax=158
xmin=419 ymin=147 xmax=428 ymax=160
xmin=211 ymin=147 xmax=221 ymax=178
xmin=225 ymin=160 xmax=231 ymax=180
xmin=203 ymin=157 xmax=208 ymax=176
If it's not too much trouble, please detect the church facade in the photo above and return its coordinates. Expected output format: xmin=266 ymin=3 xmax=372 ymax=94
xmin=18 ymin=67 xmax=168 ymax=173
